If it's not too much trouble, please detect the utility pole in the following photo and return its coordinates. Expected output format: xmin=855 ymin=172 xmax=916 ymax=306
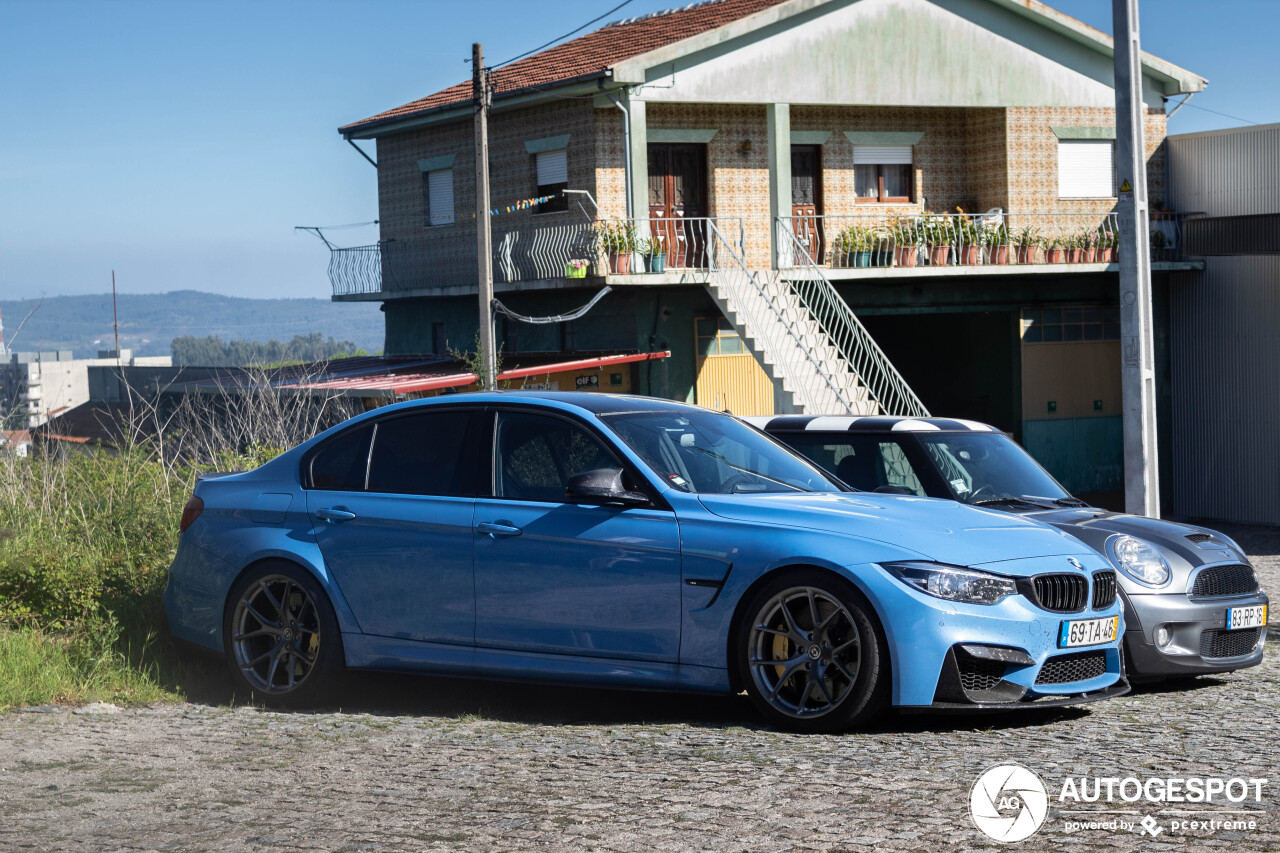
xmin=112 ymin=270 xmax=121 ymax=365
xmin=473 ymin=43 xmax=497 ymax=390
xmin=1113 ymin=0 xmax=1159 ymax=517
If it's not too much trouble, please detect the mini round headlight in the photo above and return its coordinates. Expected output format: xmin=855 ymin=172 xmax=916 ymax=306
xmin=1108 ymin=534 xmax=1171 ymax=586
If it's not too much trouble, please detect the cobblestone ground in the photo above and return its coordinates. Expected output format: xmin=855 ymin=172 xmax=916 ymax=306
xmin=1 ymin=525 xmax=1278 ymax=853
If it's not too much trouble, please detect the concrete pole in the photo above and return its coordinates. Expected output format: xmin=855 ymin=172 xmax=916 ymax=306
xmin=473 ymin=43 xmax=497 ymax=389
xmin=1112 ymin=0 xmax=1160 ymax=517
xmin=766 ymin=103 xmax=791 ymax=269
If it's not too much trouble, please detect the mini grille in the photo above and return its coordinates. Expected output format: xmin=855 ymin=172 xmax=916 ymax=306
xmin=1199 ymin=628 xmax=1262 ymax=659
xmin=958 ymin=655 xmax=1005 ymax=693
xmin=1092 ymin=571 xmax=1117 ymax=609
xmin=1190 ymin=565 xmax=1259 ymax=597
xmin=1185 ymin=533 xmax=1213 ymax=544
xmin=1032 ymin=574 xmax=1088 ymax=612
xmin=1035 ymin=650 xmax=1107 ymax=685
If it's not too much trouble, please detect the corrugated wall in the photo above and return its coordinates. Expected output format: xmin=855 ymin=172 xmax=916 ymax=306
xmin=1167 ymin=124 xmax=1280 ymax=524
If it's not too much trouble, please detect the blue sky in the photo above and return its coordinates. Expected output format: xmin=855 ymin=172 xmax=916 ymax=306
xmin=0 ymin=0 xmax=1274 ymax=301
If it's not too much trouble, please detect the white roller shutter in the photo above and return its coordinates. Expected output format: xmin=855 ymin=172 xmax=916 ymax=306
xmin=1058 ymin=141 xmax=1114 ymax=198
xmin=536 ymin=149 xmax=568 ymax=186
xmin=852 ymin=145 xmax=913 ymax=165
xmin=427 ymin=169 xmax=454 ymax=226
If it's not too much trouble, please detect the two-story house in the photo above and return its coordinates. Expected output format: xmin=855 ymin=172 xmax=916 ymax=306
xmin=332 ymin=0 xmax=1204 ymax=499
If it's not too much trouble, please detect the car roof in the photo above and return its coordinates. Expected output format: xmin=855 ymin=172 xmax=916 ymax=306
xmin=392 ymin=390 xmax=709 ymax=416
xmin=743 ymin=415 xmax=1000 ymax=433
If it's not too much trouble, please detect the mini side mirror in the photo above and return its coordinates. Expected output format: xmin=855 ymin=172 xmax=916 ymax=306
xmin=566 ymin=468 xmax=650 ymax=507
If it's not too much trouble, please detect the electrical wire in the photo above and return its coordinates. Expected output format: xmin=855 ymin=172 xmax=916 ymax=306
xmin=1178 ymin=102 xmax=1261 ymax=126
xmin=488 ymin=0 xmax=634 ymax=68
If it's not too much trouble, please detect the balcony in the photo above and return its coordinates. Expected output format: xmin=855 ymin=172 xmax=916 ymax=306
xmin=776 ymin=211 xmax=1202 ymax=280
xmin=327 ymin=211 xmax=1201 ymax=299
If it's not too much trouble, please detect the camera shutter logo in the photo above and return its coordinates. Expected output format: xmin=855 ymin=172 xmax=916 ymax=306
xmin=970 ymin=765 xmax=1049 ymax=843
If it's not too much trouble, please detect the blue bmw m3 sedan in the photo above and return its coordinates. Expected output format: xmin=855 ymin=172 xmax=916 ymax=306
xmin=165 ymin=392 xmax=1128 ymax=731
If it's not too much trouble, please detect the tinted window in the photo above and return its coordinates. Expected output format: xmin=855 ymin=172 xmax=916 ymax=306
xmin=772 ymin=433 xmax=924 ymax=495
xmin=603 ymin=412 xmax=839 ymax=494
xmin=496 ymin=412 xmax=619 ymax=502
xmin=309 ymin=424 xmax=373 ymax=491
xmin=367 ymin=410 xmax=477 ymax=496
xmin=916 ymin=433 xmax=1070 ymax=503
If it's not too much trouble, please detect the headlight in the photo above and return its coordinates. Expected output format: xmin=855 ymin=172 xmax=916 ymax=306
xmin=882 ymin=561 xmax=1016 ymax=605
xmin=1106 ymin=535 xmax=1171 ymax=587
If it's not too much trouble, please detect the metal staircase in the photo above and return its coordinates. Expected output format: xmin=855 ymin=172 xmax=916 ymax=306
xmin=703 ymin=220 xmax=929 ymax=417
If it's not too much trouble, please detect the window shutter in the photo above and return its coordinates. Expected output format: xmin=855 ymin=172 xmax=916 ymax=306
xmin=852 ymin=145 xmax=912 ymax=165
xmin=536 ymin=149 xmax=568 ymax=186
xmin=1058 ymin=141 xmax=1114 ymax=198
xmin=427 ymin=169 xmax=454 ymax=226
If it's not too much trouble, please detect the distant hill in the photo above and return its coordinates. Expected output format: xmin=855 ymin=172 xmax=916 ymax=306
xmin=0 ymin=291 xmax=384 ymax=358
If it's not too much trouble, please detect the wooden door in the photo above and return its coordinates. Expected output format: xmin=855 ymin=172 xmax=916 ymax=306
xmin=791 ymin=145 xmax=823 ymax=264
xmin=648 ymin=144 xmax=708 ymax=268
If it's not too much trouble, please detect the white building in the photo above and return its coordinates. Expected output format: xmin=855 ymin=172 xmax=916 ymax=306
xmin=0 ymin=350 xmax=172 ymax=429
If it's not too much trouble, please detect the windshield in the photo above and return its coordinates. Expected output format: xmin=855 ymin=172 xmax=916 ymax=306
xmin=601 ymin=412 xmax=841 ymax=495
xmin=917 ymin=433 xmax=1071 ymax=505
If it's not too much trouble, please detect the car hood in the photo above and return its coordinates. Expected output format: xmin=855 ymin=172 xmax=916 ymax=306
xmin=697 ymin=492 xmax=1096 ymax=570
xmin=1024 ymin=508 xmax=1248 ymax=568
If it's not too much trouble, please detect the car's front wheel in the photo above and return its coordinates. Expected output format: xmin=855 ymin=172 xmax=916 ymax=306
xmin=224 ymin=562 xmax=343 ymax=706
xmin=736 ymin=570 xmax=888 ymax=733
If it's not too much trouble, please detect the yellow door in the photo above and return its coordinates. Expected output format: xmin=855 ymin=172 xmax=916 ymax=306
xmin=694 ymin=316 xmax=775 ymax=416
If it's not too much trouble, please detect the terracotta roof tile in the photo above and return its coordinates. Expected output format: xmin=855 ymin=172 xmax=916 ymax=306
xmin=341 ymin=0 xmax=786 ymax=134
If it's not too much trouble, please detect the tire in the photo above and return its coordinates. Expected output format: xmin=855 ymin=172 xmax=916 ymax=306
xmin=735 ymin=569 xmax=889 ymax=733
xmin=223 ymin=561 xmax=344 ymax=707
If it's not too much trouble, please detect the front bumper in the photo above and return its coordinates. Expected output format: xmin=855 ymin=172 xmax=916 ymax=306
xmin=1122 ymin=588 xmax=1269 ymax=680
xmin=860 ymin=564 xmax=1126 ymax=708
xmin=910 ymin=677 xmax=1131 ymax=713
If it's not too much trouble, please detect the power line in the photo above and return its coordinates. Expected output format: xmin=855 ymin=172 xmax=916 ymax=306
xmin=488 ymin=0 xmax=634 ymax=68
xmin=1179 ymin=102 xmax=1261 ymax=126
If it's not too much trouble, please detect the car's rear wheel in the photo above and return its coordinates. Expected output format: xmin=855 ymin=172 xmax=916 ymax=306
xmin=737 ymin=570 xmax=888 ymax=733
xmin=224 ymin=562 xmax=343 ymax=706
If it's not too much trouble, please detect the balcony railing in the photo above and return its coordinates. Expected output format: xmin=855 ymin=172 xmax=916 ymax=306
xmin=327 ymin=216 xmax=742 ymax=296
xmin=777 ymin=211 xmax=1194 ymax=271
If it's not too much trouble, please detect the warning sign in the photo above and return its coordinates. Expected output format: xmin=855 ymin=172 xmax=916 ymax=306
xmin=1119 ymin=178 xmax=1133 ymax=193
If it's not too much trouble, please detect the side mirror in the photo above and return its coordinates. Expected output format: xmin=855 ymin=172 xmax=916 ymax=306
xmin=873 ymin=484 xmax=913 ymax=495
xmin=566 ymin=468 xmax=650 ymax=507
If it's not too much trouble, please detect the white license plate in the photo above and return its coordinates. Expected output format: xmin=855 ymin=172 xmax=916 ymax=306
xmin=1058 ymin=616 xmax=1119 ymax=648
xmin=1227 ymin=604 xmax=1267 ymax=631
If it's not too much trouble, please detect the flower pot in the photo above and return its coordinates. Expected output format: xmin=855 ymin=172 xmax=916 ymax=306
xmin=1082 ymin=247 xmax=1097 ymax=264
xmin=928 ymin=245 xmax=951 ymax=266
xmin=1045 ymin=248 xmax=1065 ymax=264
xmin=646 ymin=253 xmax=666 ymax=273
xmin=608 ymin=251 xmax=632 ymax=275
xmin=871 ymin=248 xmax=892 ymax=268
xmin=831 ymin=250 xmax=846 ymax=268
xmin=565 ymin=263 xmax=587 ymax=278
xmin=959 ymin=245 xmax=982 ymax=265
xmin=894 ymin=246 xmax=918 ymax=267
xmin=853 ymin=250 xmax=872 ymax=268
xmin=989 ymin=245 xmax=1010 ymax=265
xmin=1099 ymin=247 xmax=1115 ymax=264
xmin=1067 ymin=248 xmax=1083 ymax=263
xmin=1016 ymin=245 xmax=1038 ymax=265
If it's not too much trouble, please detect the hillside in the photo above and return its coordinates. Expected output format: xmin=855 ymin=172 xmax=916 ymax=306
xmin=0 ymin=291 xmax=384 ymax=358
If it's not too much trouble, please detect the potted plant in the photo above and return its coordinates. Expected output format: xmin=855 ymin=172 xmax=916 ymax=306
xmin=1080 ymin=229 xmax=1098 ymax=264
xmin=1150 ymin=229 xmax=1168 ymax=257
xmin=983 ymin=224 xmax=1010 ymax=265
xmin=1066 ymin=233 xmax=1084 ymax=264
xmin=870 ymin=228 xmax=892 ymax=267
xmin=565 ymin=258 xmax=589 ymax=278
xmin=955 ymin=217 xmax=983 ymax=265
xmin=1044 ymin=235 xmax=1066 ymax=264
xmin=847 ymin=225 xmax=875 ymax=268
xmin=890 ymin=220 xmax=918 ymax=267
xmin=595 ymin=221 xmax=637 ymax=275
xmin=922 ymin=215 xmax=952 ymax=266
xmin=1096 ymin=229 xmax=1117 ymax=263
xmin=830 ymin=228 xmax=851 ymax=268
xmin=1012 ymin=226 xmax=1040 ymax=264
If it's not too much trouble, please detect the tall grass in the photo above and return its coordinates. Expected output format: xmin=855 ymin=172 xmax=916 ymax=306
xmin=0 ymin=369 xmax=356 ymax=708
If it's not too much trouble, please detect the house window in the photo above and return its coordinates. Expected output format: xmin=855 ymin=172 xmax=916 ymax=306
xmin=1057 ymin=141 xmax=1115 ymax=198
xmin=1021 ymin=306 xmax=1120 ymax=343
xmin=853 ymin=145 xmax=913 ymax=203
xmin=534 ymin=149 xmax=568 ymax=213
xmin=423 ymin=169 xmax=454 ymax=226
xmin=696 ymin=316 xmax=744 ymax=356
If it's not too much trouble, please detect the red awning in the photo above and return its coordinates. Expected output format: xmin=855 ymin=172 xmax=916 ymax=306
xmin=280 ymin=351 xmax=670 ymax=397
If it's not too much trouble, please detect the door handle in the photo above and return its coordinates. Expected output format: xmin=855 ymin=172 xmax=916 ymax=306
xmin=315 ymin=507 xmax=357 ymax=522
xmin=476 ymin=521 xmax=522 ymax=538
